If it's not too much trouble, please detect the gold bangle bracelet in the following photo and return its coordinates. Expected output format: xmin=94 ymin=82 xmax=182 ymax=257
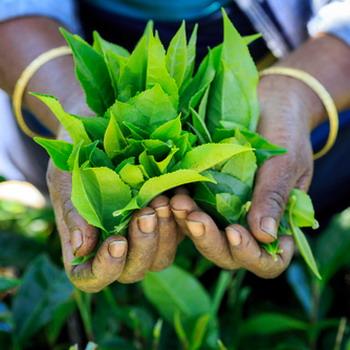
xmin=260 ymin=67 xmax=339 ymax=160
xmin=12 ymin=46 xmax=72 ymax=138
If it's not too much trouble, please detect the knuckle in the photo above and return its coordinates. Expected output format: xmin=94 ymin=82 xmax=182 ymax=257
xmin=266 ymin=190 xmax=287 ymax=213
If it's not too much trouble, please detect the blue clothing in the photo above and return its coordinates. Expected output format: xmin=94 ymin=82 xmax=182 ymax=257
xmin=0 ymin=0 xmax=349 ymax=55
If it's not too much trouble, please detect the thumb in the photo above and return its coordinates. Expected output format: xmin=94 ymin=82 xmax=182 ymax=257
xmin=247 ymin=155 xmax=295 ymax=243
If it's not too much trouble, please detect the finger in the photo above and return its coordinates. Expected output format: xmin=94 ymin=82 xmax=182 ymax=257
xmin=185 ymin=211 xmax=239 ymax=270
xmin=247 ymin=155 xmax=295 ymax=243
xmin=170 ymin=194 xmax=198 ymax=233
xmin=149 ymin=196 xmax=178 ymax=271
xmin=63 ymin=199 xmax=99 ymax=257
xmin=118 ymin=208 xmax=158 ymax=283
xmin=70 ymin=236 xmax=127 ymax=293
xmin=174 ymin=187 xmax=189 ymax=195
xmin=226 ymin=225 xmax=294 ymax=278
xmin=50 ymin=168 xmax=99 ymax=257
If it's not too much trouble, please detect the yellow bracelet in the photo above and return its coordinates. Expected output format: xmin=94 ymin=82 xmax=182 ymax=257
xmin=12 ymin=46 xmax=72 ymax=138
xmin=259 ymin=67 xmax=339 ymax=160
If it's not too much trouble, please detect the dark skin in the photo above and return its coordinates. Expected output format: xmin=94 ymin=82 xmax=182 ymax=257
xmin=1 ymin=17 xmax=350 ymax=292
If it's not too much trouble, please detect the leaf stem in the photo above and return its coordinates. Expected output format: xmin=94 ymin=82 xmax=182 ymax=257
xmin=74 ymin=289 xmax=93 ymax=340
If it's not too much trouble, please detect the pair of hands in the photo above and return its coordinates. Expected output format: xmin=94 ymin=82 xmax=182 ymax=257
xmin=47 ymin=75 xmax=314 ymax=292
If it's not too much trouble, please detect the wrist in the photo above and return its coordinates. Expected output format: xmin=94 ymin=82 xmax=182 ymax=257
xmin=258 ymin=74 xmax=324 ymax=131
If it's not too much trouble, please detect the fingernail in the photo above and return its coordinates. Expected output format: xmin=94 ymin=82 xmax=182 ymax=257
xmin=138 ymin=213 xmax=156 ymax=233
xmin=72 ymin=230 xmax=83 ymax=252
xmin=155 ymin=205 xmax=170 ymax=218
xmin=261 ymin=217 xmax=277 ymax=238
xmin=186 ymin=220 xmax=205 ymax=237
xmin=172 ymin=209 xmax=187 ymax=219
xmin=109 ymin=240 xmax=126 ymax=258
xmin=226 ymin=227 xmax=241 ymax=246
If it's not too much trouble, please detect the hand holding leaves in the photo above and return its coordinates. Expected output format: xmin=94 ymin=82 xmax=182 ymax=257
xmin=35 ymin=9 xmax=321 ymax=285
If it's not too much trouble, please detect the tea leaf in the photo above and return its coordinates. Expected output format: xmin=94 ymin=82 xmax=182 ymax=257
xmin=60 ymin=28 xmax=115 ymax=114
xmin=190 ymin=108 xmax=212 ymax=144
xmin=75 ymin=116 xmax=108 ymax=141
xmin=216 ymin=193 xmax=243 ymax=223
xmin=180 ymin=49 xmax=216 ymax=113
xmin=221 ymin=148 xmax=257 ymax=187
xmin=207 ymin=61 xmax=250 ymax=132
xmin=176 ymin=143 xmax=251 ymax=173
xmin=119 ymin=163 xmax=144 ymax=188
xmin=137 ymin=169 xmax=214 ymax=207
xmin=166 ymin=21 xmax=187 ymax=89
xmin=72 ymin=148 xmax=131 ymax=232
xmin=289 ymin=189 xmax=319 ymax=229
xmin=104 ymin=111 xmax=127 ymax=159
xmin=32 ymin=93 xmax=91 ymax=144
xmin=147 ymin=33 xmax=178 ymax=108
xmin=221 ymin=9 xmax=259 ymax=131
xmin=239 ymin=129 xmax=287 ymax=165
xmin=92 ymin=31 xmax=130 ymax=58
xmin=34 ymin=138 xmax=73 ymax=171
xmin=289 ymin=195 xmax=321 ymax=279
xmin=183 ymin=24 xmax=198 ymax=86
xmin=118 ymin=21 xmax=153 ymax=101
xmin=151 ymin=114 xmax=182 ymax=141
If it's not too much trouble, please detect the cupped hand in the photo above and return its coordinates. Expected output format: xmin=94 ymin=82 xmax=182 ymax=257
xmin=247 ymin=74 xmax=314 ymax=244
xmin=171 ymin=194 xmax=294 ymax=278
xmin=47 ymin=163 xmax=181 ymax=292
xmin=171 ymin=75 xmax=316 ymax=278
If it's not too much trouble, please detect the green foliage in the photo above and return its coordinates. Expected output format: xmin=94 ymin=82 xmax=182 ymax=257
xmin=12 ymin=255 xmax=73 ymax=346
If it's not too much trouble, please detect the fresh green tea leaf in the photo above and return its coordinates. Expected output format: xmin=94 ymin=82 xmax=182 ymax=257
xmin=147 ymin=33 xmax=178 ymax=108
xmin=221 ymin=9 xmax=259 ymax=131
xmin=74 ymin=116 xmax=108 ymax=141
xmin=288 ymin=189 xmax=319 ymax=229
xmin=34 ymin=138 xmax=73 ymax=171
xmin=198 ymin=85 xmax=210 ymax=121
xmin=176 ymin=143 xmax=251 ymax=173
xmin=190 ymin=108 xmax=212 ymax=144
xmin=72 ymin=148 xmax=131 ymax=232
xmin=166 ymin=21 xmax=188 ymax=89
xmin=111 ymin=84 xmax=177 ymax=133
xmin=288 ymin=195 xmax=321 ymax=279
xmin=239 ymin=129 xmax=287 ymax=165
xmin=180 ymin=49 xmax=216 ymax=114
xmin=151 ymin=114 xmax=182 ymax=141
xmin=137 ymin=169 xmax=214 ymax=207
xmin=243 ymin=33 xmax=262 ymax=45
xmin=119 ymin=163 xmax=144 ymax=188
xmin=118 ymin=21 xmax=153 ymax=101
xmin=207 ymin=61 xmax=250 ymax=133
xmin=104 ymin=111 xmax=127 ymax=159
xmin=92 ymin=31 xmax=130 ymax=58
xmin=182 ymin=24 xmax=198 ymax=89
xmin=60 ymin=28 xmax=115 ymax=114
xmin=221 ymin=148 xmax=257 ymax=187
xmin=216 ymin=193 xmax=243 ymax=223
xmin=32 ymin=93 xmax=91 ymax=144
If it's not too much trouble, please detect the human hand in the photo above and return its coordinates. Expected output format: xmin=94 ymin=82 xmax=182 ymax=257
xmin=170 ymin=74 xmax=317 ymax=278
xmin=47 ymin=163 xmax=181 ymax=292
xmin=171 ymin=193 xmax=294 ymax=278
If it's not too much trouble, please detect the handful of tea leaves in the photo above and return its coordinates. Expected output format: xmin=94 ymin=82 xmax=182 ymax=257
xmin=34 ymin=10 xmax=320 ymax=278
